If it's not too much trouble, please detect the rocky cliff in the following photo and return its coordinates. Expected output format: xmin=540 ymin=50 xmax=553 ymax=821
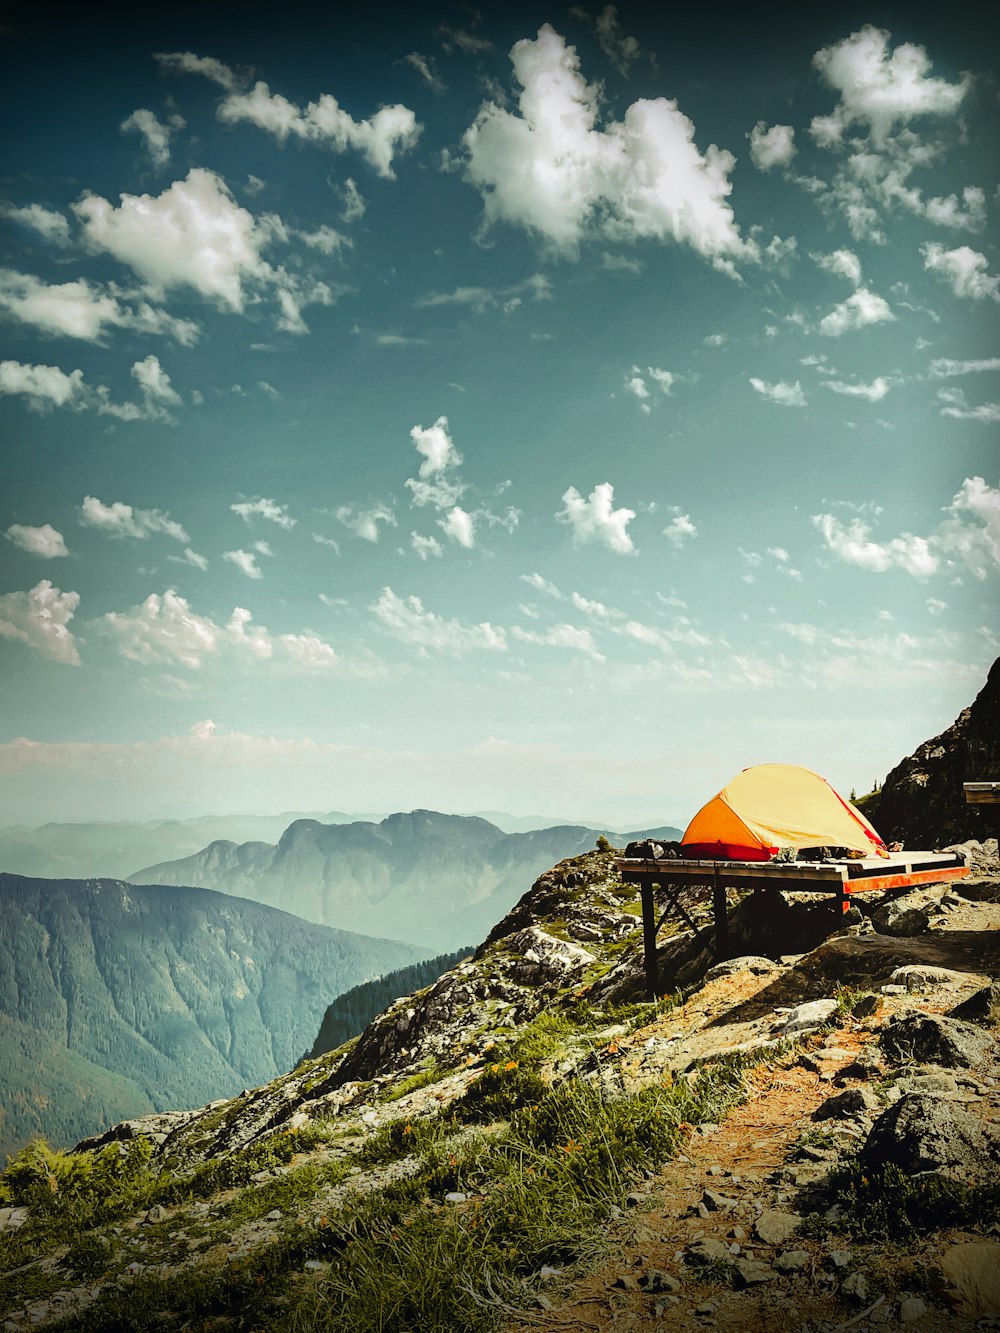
xmin=864 ymin=655 xmax=1000 ymax=846
xmin=0 ymin=875 xmax=428 ymax=1160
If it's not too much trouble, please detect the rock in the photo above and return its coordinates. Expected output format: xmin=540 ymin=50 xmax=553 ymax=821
xmin=897 ymin=1295 xmax=927 ymax=1322
xmin=444 ymin=1192 xmax=468 ymax=1204
xmin=840 ymin=1272 xmax=870 ymax=1305
xmin=813 ymin=1088 xmax=880 ymax=1120
xmin=611 ymin=1274 xmax=640 ymax=1291
xmin=870 ymin=901 xmax=930 ymax=938
xmin=889 ymin=964 xmax=970 ymax=990
xmin=951 ymin=983 xmax=1000 ymax=1027
xmin=754 ymin=1210 xmax=801 ymax=1245
xmin=828 ymin=1249 xmax=852 ymax=1268
xmin=701 ymin=1189 xmax=738 ymax=1212
xmin=265 ymin=1209 xmax=282 ymax=1221
xmin=933 ymin=1241 xmax=1000 ymax=1317
xmin=777 ymin=999 xmax=838 ymax=1036
xmin=733 ymin=1259 xmax=776 ymax=1287
xmin=774 ymin=1250 xmax=810 ymax=1273
xmin=860 ymin=1092 xmax=1000 ymax=1181
xmin=508 ymin=927 xmax=596 ymax=984
xmin=704 ymin=956 xmax=780 ymax=981
xmin=852 ymin=994 xmax=880 ymax=1019
xmin=880 ymin=1012 xmax=996 ymax=1069
xmin=685 ymin=1238 xmax=730 ymax=1266
xmin=895 ymin=1070 xmax=959 ymax=1095
xmin=640 ymin=1270 xmax=680 ymax=1293
xmin=144 ymin=1204 xmax=166 ymax=1223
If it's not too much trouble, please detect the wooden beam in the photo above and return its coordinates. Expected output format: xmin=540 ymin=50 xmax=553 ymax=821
xmin=641 ymin=883 xmax=659 ymax=999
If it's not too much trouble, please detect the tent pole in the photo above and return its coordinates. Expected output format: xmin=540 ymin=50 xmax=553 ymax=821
xmin=641 ymin=883 xmax=659 ymax=998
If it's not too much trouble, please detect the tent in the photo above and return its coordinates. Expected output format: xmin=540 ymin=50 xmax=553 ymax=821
xmin=681 ymin=763 xmax=888 ymax=861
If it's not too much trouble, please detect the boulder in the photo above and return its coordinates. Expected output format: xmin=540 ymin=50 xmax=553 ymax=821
xmin=888 ymin=965 xmax=971 ymax=991
xmin=813 ymin=1088 xmax=880 ymax=1120
xmin=879 ymin=1012 xmax=997 ymax=1069
xmin=933 ymin=1242 xmax=1000 ymax=1317
xmin=704 ymin=955 xmax=781 ymax=981
xmin=777 ymin=999 xmax=838 ymax=1036
xmin=507 ymin=927 xmax=596 ymax=984
xmin=870 ymin=900 xmax=930 ymax=938
xmin=950 ymin=983 xmax=1000 ymax=1028
xmin=859 ymin=1091 xmax=1000 ymax=1181
xmin=753 ymin=1210 xmax=801 ymax=1245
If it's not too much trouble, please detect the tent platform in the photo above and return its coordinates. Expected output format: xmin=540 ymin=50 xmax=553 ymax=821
xmin=615 ymin=852 xmax=970 ymax=999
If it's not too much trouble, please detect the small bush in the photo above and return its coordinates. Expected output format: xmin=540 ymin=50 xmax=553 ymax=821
xmin=828 ymin=1161 xmax=1000 ymax=1239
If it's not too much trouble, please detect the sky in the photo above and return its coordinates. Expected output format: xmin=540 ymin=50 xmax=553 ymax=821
xmin=0 ymin=0 xmax=997 ymax=828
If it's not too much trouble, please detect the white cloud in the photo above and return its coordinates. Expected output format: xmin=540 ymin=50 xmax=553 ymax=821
xmin=0 ymin=359 xmax=85 ymax=411
xmin=403 ymin=52 xmax=445 ymax=94
xmin=129 ymin=354 xmax=182 ymax=421
xmin=929 ymin=357 xmax=1000 ymax=378
xmin=522 ymin=572 xmax=562 ymax=598
xmin=811 ymin=25 xmax=969 ymax=145
xmin=224 ymin=549 xmax=263 ymax=579
xmin=936 ymin=477 xmax=1000 ymax=577
xmin=926 ymin=597 xmax=947 ymax=615
xmin=512 ymin=622 xmax=604 ymax=660
xmin=1 ymin=202 xmax=71 ymax=245
xmin=813 ymin=513 xmax=939 ymax=577
xmin=0 ymin=580 xmax=80 ymax=665
xmin=662 ymin=510 xmax=697 ymax=546
xmin=462 ymin=25 xmax=754 ymax=268
xmin=818 ymin=288 xmax=894 ymax=336
xmin=748 ymin=122 xmax=796 ymax=171
xmin=570 ymin=591 xmax=621 ymax=619
xmin=704 ymin=333 xmax=726 ymax=347
xmin=340 ymin=178 xmax=365 ymax=223
xmin=79 ymin=494 xmax=187 ymax=542
xmin=121 ymin=108 xmax=184 ymax=166
xmin=813 ymin=248 xmax=863 ymax=286
xmin=154 ymin=51 xmax=240 ymax=90
xmin=410 ymin=414 xmax=461 ymax=476
xmin=557 ymin=482 xmax=636 ymax=554
xmin=371 ymin=587 xmax=507 ymax=652
xmin=0 ymin=269 xmax=200 ymax=345
xmin=298 ymin=224 xmax=350 ymax=255
xmin=4 ymin=523 xmax=69 ymax=558
xmin=416 ymin=272 xmax=551 ymax=314
xmin=336 ymin=503 xmax=396 ymax=543
xmin=100 ymin=589 xmax=338 ymax=672
xmin=594 ymin=5 xmax=642 ymax=76
xmin=411 ymin=532 xmax=442 ymax=560
xmin=231 ymin=497 xmax=296 ymax=528
xmin=216 ymin=78 xmax=420 ymax=178
xmin=748 ymin=377 xmax=806 ymax=407
xmin=922 ymin=244 xmax=1000 ymax=302
xmin=438 ymin=505 xmax=475 ymax=548
xmin=824 ymin=376 xmax=893 ymax=401
xmin=936 ymin=388 xmax=1000 ymax=423
xmin=624 ymin=364 xmax=674 ymax=412
xmin=168 ymin=547 xmax=208 ymax=571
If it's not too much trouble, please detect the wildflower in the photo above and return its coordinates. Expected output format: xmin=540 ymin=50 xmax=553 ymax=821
xmin=402 ymin=1124 xmax=412 ymax=1136
xmin=504 ymin=1060 xmax=518 ymax=1071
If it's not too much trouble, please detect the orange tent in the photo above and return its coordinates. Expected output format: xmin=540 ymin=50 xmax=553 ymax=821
xmin=681 ymin=763 xmax=888 ymax=861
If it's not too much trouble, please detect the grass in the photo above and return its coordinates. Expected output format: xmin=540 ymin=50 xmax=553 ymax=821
xmin=825 ymin=1160 xmax=1000 ymax=1240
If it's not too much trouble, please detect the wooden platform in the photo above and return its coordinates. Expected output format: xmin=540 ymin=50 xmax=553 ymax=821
xmin=616 ymin=852 xmax=970 ymax=999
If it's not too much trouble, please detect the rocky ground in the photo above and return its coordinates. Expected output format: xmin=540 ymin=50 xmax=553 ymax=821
xmin=1 ymin=840 xmax=998 ymax=1332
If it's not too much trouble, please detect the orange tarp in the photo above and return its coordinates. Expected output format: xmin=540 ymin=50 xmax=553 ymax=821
xmin=681 ymin=763 xmax=888 ymax=861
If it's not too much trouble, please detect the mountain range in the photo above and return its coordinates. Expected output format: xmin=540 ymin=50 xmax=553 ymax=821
xmin=0 ymin=874 xmax=428 ymax=1162
xmin=129 ymin=811 xmax=682 ymax=949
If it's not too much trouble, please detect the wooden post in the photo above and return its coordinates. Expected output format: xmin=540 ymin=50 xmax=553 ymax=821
xmin=712 ymin=867 xmax=728 ymax=957
xmin=641 ymin=882 xmax=659 ymax=999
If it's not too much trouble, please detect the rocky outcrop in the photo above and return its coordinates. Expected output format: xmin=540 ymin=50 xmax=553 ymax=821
xmin=860 ymin=1092 xmax=1000 ymax=1181
xmin=863 ymin=656 xmax=1000 ymax=846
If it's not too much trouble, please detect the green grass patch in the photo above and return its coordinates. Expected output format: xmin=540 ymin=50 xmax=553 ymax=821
xmin=826 ymin=1161 xmax=1000 ymax=1240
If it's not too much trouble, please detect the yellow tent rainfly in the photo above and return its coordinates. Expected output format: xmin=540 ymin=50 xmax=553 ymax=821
xmin=680 ymin=763 xmax=888 ymax=862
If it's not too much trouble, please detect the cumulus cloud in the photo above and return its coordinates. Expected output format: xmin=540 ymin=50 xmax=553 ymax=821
xmin=818 ymin=288 xmax=894 ymax=336
xmin=662 ymin=510 xmax=697 ymax=546
xmin=224 ymin=549 xmax=263 ymax=579
xmin=411 ymin=532 xmax=442 ymax=560
xmin=5 ymin=523 xmax=69 ymax=558
xmin=922 ymin=244 xmax=1000 ymax=302
xmin=336 ymin=503 xmax=396 ymax=543
xmin=438 ymin=505 xmax=475 ymax=548
xmin=371 ymin=587 xmax=506 ymax=652
xmin=1 ymin=203 xmax=71 ymax=245
xmin=557 ymin=482 xmax=636 ymax=554
xmin=0 ymin=359 xmax=86 ymax=411
xmin=168 ymin=547 xmax=209 ymax=571
xmin=512 ymin=622 xmax=604 ymax=660
xmin=811 ymin=25 xmax=969 ymax=146
xmin=405 ymin=415 xmax=467 ymax=510
xmin=929 ymin=357 xmax=1000 ymax=378
xmin=522 ymin=572 xmax=562 ymax=599
xmin=0 ymin=269 xmax=200 ymax=345
xmin=824 ymin=376 xmax=894 ymax=401
xmin=100 ymin=589 xmax=338 ymax=671
xmin=121 ymin=108 xmax=185 ymax=166
xmin=748 ymin=377 xmax=806 ymax=407
xmin=162 ymin=51 xmax=422 ymax=178
xmin=80 ymin=495 xmax=188 ymax=542
xmin=0 ymin=580 xmax=80 ymax=664
xmin=936 ymin=388 xmax=1000 ymax=422
xmin=813 ymin=248 xmax=863 ymax=286
xmin=462 ymin=25 xmax=753 ymax=267
xmin=73 ymin=168 xmax=333 ymax=332
xmin=231 ymin=497 xmax=296 ymax=528
xmin=813 ymin=512 xmax=937 ymax=576
xmin=624 ymin=365 xmax=674 ymax=412
xmin=748 ymin=122 xmax=796 ymax=171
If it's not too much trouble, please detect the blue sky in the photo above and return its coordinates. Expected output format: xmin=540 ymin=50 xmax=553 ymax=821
xmin=0 ymin=0 xmax=997 ymax=826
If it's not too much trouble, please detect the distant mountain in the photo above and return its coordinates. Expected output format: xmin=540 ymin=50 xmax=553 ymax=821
xmin=861 ymin=656 xmax=1000 ymax=847
xmin=0 ymin=812 xmax=367 ymax=882
xmin=131 ymin=812 xmax=683 ymax=950
xmin=0 ymin=874 xmax=428 ymax=1161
